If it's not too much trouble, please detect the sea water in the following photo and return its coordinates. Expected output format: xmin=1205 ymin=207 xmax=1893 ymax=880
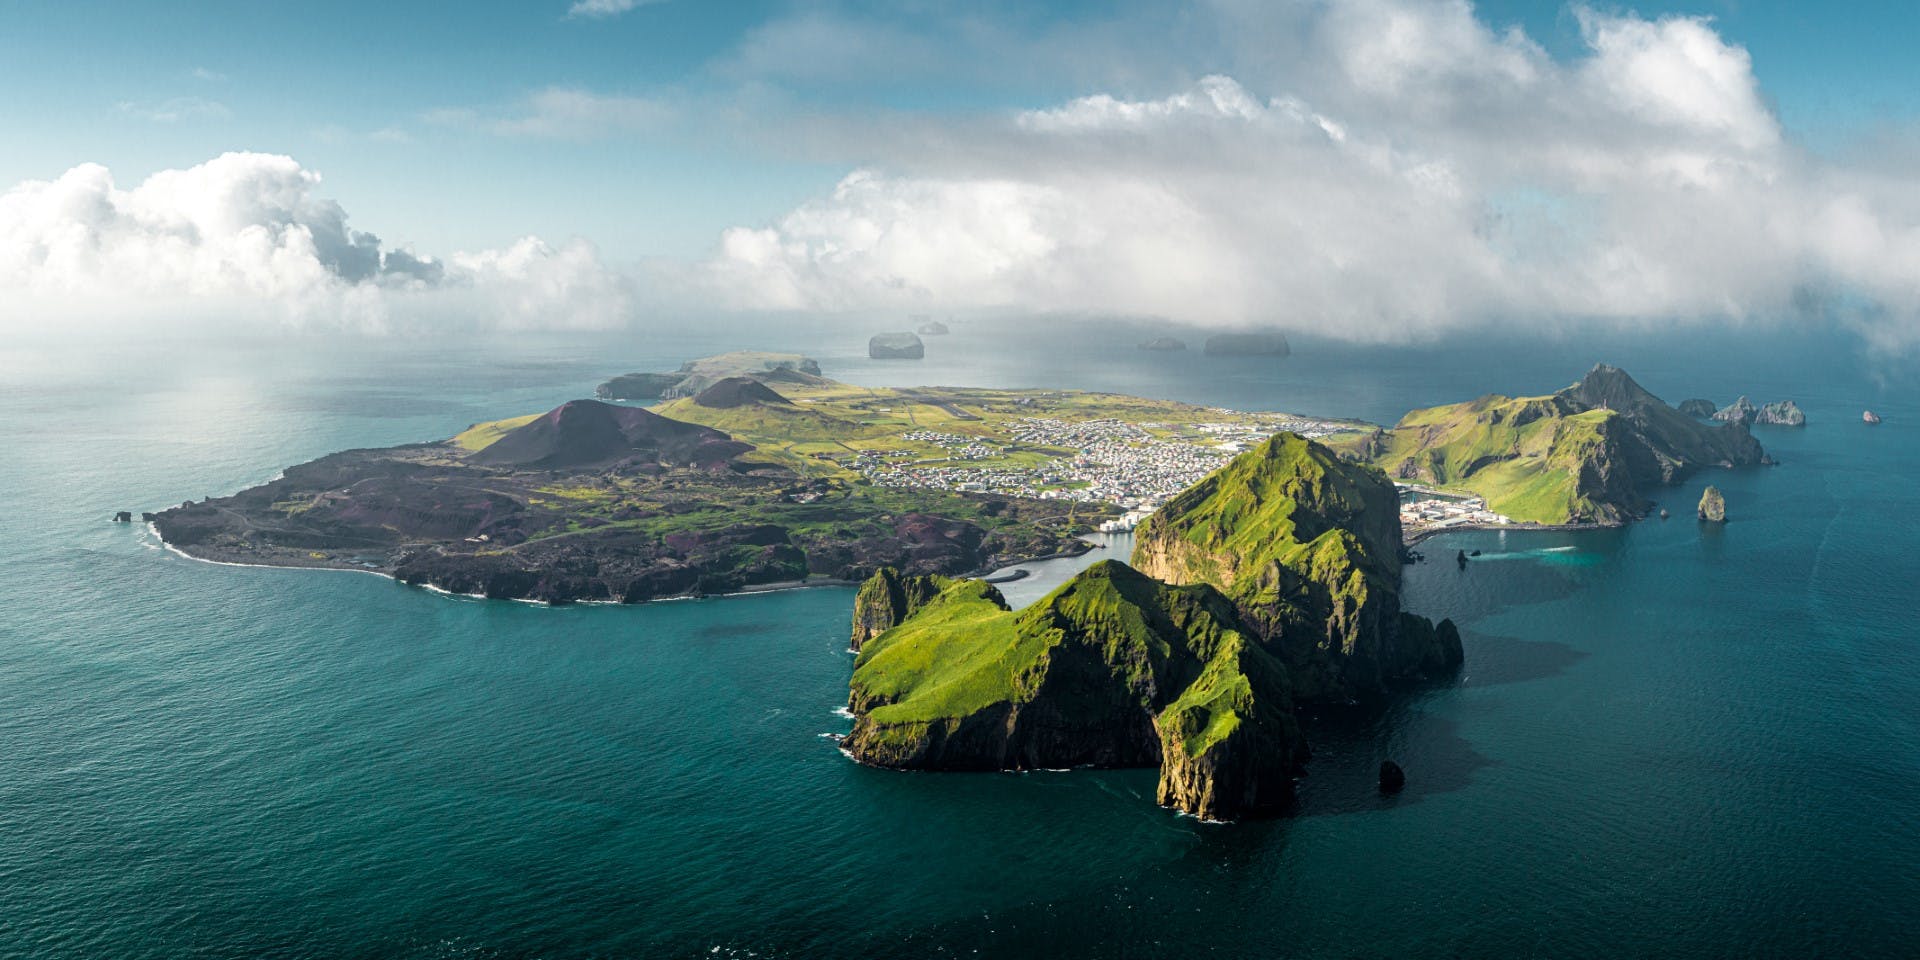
xmin=1 ymin=321 xmax=1915 ymax=958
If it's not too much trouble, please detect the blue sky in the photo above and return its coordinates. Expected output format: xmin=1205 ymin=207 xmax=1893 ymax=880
xmin=3 ymin=0 xmax=1914 ymax=262
xmin=5 ymin=1 xmax=1920 ymax=347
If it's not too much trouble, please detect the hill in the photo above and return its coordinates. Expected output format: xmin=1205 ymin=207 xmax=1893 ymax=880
xmin=1353 ymin=364 xmax=1767 ymax=524
xmin=595 ymin=351 xmax=825 ymax=401
xmin=469 ymin=399 xmax=752 ymax=471
xmin=691 ymin=376 xmax=791 ymax=409
xmin=1132 ymin=432 xmax=1460 ymax=702
xmin=844 ymin=561 xmax=1306 ymax=821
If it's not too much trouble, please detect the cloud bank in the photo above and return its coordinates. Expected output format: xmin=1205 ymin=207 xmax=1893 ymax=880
xmin=705 ymin=2 xmax=1920 ymax=346
xmin=0 ymin=152 xmax=629 ymax=332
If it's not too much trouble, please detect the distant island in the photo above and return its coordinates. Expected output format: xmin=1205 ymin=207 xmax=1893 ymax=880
xmin=868 ymin=332 xmax=925 ymax=359
xmin=596 ymin=351 xmax=824 ymax=401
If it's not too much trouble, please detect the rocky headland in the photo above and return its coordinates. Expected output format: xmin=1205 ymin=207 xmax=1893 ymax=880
xmin=842 ymin=432 xmax=1461 ymax=821
xmin=1349 ymin=364 xmax=1768 ymax=525
xmin=596 ymin=351 xmax=824 ymax=401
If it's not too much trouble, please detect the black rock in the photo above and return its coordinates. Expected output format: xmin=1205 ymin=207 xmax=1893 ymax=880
xmin=1469 ymin=549 xmax=1482 ymax=557
xmin=1379 ymin=760 xmax=1407 ymax=793
xmin=112 ymin=511 xmax=133 ymax=523
xmin=1456 ymin=549 xmax=1468 ymax=569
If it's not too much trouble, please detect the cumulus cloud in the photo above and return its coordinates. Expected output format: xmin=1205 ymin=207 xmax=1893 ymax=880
xmin=704 ymin=2 xmax=1920 ymax=345
xmin=0 ymin=152 xmax=630 ymax=332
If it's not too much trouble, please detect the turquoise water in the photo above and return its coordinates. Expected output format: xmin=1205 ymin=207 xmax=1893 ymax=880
xmin=2 ymin=324 xmax=1916 ymax=958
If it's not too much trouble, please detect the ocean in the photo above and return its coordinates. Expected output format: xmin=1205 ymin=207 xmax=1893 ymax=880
xmin=1 ymin=319 xmax=1915 ymax=958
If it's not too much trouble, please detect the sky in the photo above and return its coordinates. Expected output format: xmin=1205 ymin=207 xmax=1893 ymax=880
xmin=2 ymin=0 xmax=1918 ymax=345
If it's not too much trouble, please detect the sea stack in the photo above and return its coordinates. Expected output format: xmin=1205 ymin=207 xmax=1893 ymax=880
xmin=1755 ymin=400 xmax=1806 ymax=427
xmin=1698 ymin=486 xmax=1727 ymax=523
xmin=1379 ymin=760 xmax=1407 ymax=794
xmin=868 ymin=332 xmax=925 ymax=359
xmin=1864 ymin=410 xmax=1882 ymax=425
xmin=1712 ymin=396 xmax=1758 ymax=426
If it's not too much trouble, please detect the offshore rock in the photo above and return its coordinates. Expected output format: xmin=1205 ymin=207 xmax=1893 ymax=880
xmin=868 ymin=332 xmax=926 ymax=359
xmin=1755 ymin=400 xmax=1806 ymax=426
xmin=1712 ymin=396 xmax=1759 ymax=426
xmin=1133 ymin=432 xmax=1462 ymax=704
xmin=915 ymin=319 xmax=950 ymax=336
xmin=1379 ymin=759 xmax=1407 ymax=793
xmin=844 ymin=561 xmax=1307 ymax=821
xmin=1698 ymin=485 xmax=1727 ymax=522
xmin=1677 ymin=398 xmax=1718 ymax=417
xmin=1864 ymin=410 xmax=1882 ymax=425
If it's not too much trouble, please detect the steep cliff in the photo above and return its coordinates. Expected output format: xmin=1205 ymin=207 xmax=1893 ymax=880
xmin=849 ymin=568 xmax=980 ymax=652
xmin=1132 ymin=432 xmax=1461 ymax=703
xmin=844 ymin=561 xmax=1306 ymax=821
xmin=1359 ymin=364 xmax=1767 ymax=524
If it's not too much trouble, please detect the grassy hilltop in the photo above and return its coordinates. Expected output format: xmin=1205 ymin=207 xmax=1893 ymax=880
xmin=1336 ymin=364 xmax=1769 ymax=524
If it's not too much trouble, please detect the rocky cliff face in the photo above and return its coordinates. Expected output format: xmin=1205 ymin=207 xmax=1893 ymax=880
xmin=1756 ymin=400 xmax=1805 ymax=426
xmin=844 ymin=561 xmax=1307 ymax=820
xmin=1713 ymin=396 xmax=1758 ymax=425
xmin=1132 ymin=432 xmax=1461 ymax=703
xmin=1363 ymin=365 xmax=1767 ymax=525
xmin=849 ymin=568 xmax=984 ymax=652
xmin=1698 ymin=485 xmax=1727 ymax=522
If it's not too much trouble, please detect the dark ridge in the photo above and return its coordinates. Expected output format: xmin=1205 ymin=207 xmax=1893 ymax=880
xmin=692 ymin=376 xmax=792 ymax=409
xmin=470 ymin=399 xmax=749 ymax=470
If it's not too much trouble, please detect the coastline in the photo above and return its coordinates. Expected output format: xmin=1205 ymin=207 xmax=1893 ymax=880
xmin=148 ymin=522 xmax=1086 ymax=608
xmin=1403 ymin=520 xmax=1618 ymax=546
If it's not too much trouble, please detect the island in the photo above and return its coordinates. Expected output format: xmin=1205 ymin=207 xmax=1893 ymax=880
xmin=596 ymin=350 xmax=824 ymax=401
xmin=1203 ymin=332 xmax=1291 ymax=357
xmin=152 ymin=358 xmax=1364 ymax=603
xmin=1698 ymin=485 xmax=1727 ymax=522
xmin=842 ymin=432 xmax=1461 ymax=820
xmin=915 ymin=318 xmax=950 ymax=336
xmin=868 ymin=332 xmax=925 ymax=359
xmin=1337 ymin=364 xmax=1768 ymax=529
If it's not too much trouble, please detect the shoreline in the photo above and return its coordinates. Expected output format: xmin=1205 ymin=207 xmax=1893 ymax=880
xmin=1403 ymin=520 xmax=1619 ymax=547
xmin=147 ymin=523 xmax=1088 ymax=608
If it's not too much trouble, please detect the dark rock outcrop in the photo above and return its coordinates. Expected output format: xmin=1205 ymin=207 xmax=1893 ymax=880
xmin=1677 ymin=398 xmax=1717 ymax=417
xmin=691 ymin=377 xmax=791 ymax=409
xmin=1379 ymin=760 xmax=1406 ymax=793
xmin=868 ymin=332 xmax=925 ymax=359
xmin=470 ymin=399 xmax=750 ymax=471
xmin=1203 ymin=332 xmax=1291 ymax=357
xmin=1698 ymin=485 xmax=1726 ymax=522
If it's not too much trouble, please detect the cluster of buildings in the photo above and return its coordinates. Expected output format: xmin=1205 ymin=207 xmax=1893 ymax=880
xmin=1398 ymin=489 xmax=1511 ymax=536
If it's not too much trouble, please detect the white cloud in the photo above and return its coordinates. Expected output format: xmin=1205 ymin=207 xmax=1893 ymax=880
xmin=702 ymin=2 xmax=1920 ymax=346
xmin=0 ymin=153 xmax=631 ymax=332
xmin=566 ymin=0 xmax=664 ymax=21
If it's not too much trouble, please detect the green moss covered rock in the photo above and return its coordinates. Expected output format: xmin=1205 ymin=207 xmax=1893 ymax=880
xmin=843 ymin=561 xmax=1306 ymax=821
xmin=1133 ymin=432 xmax=1460 ymax=703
